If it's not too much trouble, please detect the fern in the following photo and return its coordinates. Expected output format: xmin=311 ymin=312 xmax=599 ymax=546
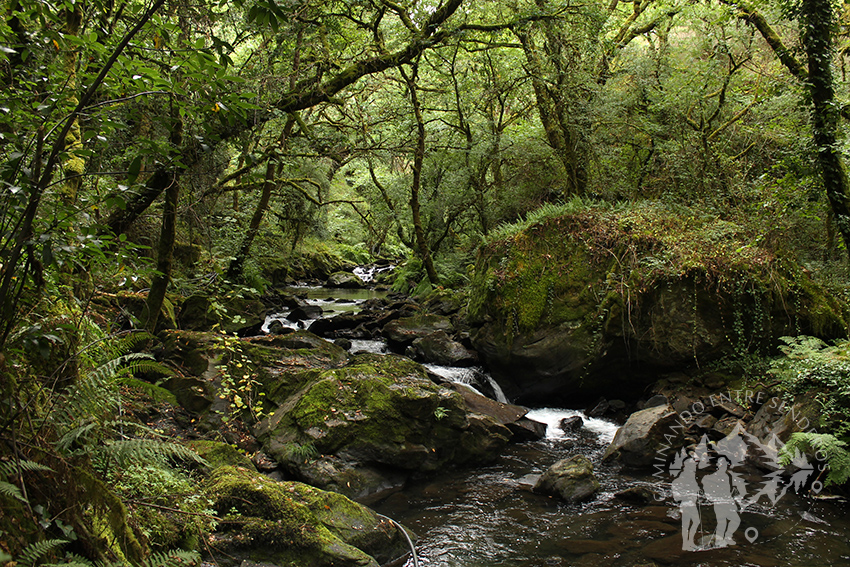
xmin=40 ymin=549 xmax=201 ymax=567
xmin=0 ymin=459 xmax=52 ymax=503
xmin=0 ymin=479 xmax=25 ymax=502
xmin=142 ymin=549 xmax=200 ymax=567
xmin=780 ymin=432 xmax=850 ymax=487
xmin=103 ymin=439 xmax=207 ymax=468
xmin=16 ymin=539 xmax=67 ymax=567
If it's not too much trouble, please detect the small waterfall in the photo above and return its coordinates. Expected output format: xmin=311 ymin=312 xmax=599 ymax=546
xmin=353 ymin=263 xmax=395 ymax=283
xmin=424 ymin=365 xmax=508 ymax=404
xmin=482 ymin=373 xmax=508 ymax=404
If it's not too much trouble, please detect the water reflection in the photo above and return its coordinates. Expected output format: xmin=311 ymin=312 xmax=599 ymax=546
xmin=373 ymin=409 xmax=850 ymax=567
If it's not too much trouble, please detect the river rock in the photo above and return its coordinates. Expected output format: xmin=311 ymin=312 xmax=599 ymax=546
xmin=255 ymin=353 xmax=512 ymax=499
xmin=326 ymin=271 xmax=366 ymax=288
xmin=602 ymin=405 xmax=683 ymax=468
xmin=559 ymin=416 xmax=584 ymax=433
xmin=158 ymin=330 xmax=350 ymax=427
xmin=449 ymin=383 xmax=546 ymax=441
xmin=410 ymin=330 xmax=477 ymax=366
xmin=382 ymin=314 xmax=453 ymax=350
xmin=287 ymin=304 xmax=324 ymax=322
xmin=206 ymin=465 xmax=409 ymax=567
xmin=533 ymin=455 xmax=600 ymax=502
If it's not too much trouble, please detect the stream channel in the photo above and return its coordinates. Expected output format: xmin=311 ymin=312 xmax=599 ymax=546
xmin=264 ymin=279 xmax=850 ymax=567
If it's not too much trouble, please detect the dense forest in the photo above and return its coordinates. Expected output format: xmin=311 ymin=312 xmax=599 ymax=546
xmin=4 ymin=0 xmax=850 ymax=565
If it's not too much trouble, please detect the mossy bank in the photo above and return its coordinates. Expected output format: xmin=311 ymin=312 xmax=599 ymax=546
xmin=468 ymin=201 xmax=848 ymax=404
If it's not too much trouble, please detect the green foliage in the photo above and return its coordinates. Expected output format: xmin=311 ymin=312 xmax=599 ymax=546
xmin=213 ymin=334 xmax=267 ymax=423
xmin=15 ymin=539 xmax=68 ymax=567
xmin=780 ymin=432 xmax=850 ymax=487
xmin=770 ymin=336 xmax=850 ymax=439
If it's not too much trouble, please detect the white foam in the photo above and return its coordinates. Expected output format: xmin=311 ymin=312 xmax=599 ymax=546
xmin=525 ymin=407 xmax=620 ymax=443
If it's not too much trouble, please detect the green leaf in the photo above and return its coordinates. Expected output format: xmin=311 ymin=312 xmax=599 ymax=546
xmin=127 ymin=155 xmax=142 ymax=184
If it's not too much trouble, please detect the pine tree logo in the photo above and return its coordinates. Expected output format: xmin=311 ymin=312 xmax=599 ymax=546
xmin=668 ymin=424 xmax=823 ymax=551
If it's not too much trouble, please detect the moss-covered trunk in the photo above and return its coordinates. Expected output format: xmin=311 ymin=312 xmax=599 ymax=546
xmin=144 ymin=114 xmax=183 ymax=332
xmin=801 ymin=0 xmax=850 ymax=262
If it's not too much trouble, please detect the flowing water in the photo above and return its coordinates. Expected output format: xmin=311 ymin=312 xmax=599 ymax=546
xmin=264 ymin=279 xmax=850 ymax=567
xmin=372 ymin=410 xmax=850 ymax=567
xmin=262 ymin=284 xmax=389 ymax=332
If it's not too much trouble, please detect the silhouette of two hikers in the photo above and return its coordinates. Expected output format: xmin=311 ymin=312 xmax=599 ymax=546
xmin=671 ymin=454 xmax=747 ymax=550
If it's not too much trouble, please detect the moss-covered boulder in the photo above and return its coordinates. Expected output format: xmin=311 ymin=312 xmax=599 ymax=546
xmin=178 ymin=293 xmax=266 ymax=336
xmin=205 ymin=466 xmax=409 ymax=567
xmin=255 ymin=353 xmax=512 ymax=498
xmin=327 ymin=271 xmax=366 ymax=289
xmin=533 ymin=455 xmax=600 ymax=502
xmin=158 ymin=330 xmax=349 ymax=426
xmin=469 ymin=202 xmax=847 ymax=404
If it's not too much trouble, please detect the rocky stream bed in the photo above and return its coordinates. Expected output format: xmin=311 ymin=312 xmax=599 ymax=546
xmin=147 ymin=264 xmax=850 ymax=567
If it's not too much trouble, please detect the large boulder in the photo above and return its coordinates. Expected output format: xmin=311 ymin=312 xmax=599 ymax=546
xmin=602 ymin=405 xmax=683 ymax=468
xmin=255 ymin=353 xmax=512 ymax=499
xmin=157 ymin=330 xmax=350 ymax=426
xmin=327 ymin=271 xmax=366 ymax=289
xmin=449 ymin=384 xmax=546 ymax=442
xmin=382 ymin=314 xmax=453 ymax=350
xmin=206 ymin=466 xmax=409 ymax=567
xmin=468 ymin=203 xmax=847 ymax=404
xmin=533 ymin=455 xmax=600 ymax=502
xmin=179 ymin=293 xmax=266 ymax=336
xmin=410 ymin=330 xmax=477 ymax=366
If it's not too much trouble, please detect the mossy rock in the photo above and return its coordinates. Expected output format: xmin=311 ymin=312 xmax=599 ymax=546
xmin=178 ymin=294 xmax=265 ymax=336
xmin=205 ymin=466 xmax=407 ymax=567
xmin=158 ymin=330 xmax=349 ymax=420
xmin=187 ymin=440 xmax=256 ymax=470
xmin=469 ymin=202 xmax=848 ymax=404
xmin=255 ymin=354 xmax=512 ymax=498
xmin=382 ymin=313 xmax=454 ymax=350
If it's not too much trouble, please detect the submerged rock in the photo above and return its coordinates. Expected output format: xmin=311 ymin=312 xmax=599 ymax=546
xmin=533 ymin=455 xmax=600 ymax=502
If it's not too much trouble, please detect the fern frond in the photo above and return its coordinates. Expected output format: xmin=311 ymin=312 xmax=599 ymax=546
xmin=55 ymin=422 xmax=99 ymax=454
xmin=0 ymin=459 xmax=53 ymax=477
xmin=780 ymin=432 xmax=850 ymax=486
xmin=118 ymin=377 xmax=177 ymax=405
xmin=102 ymin=439 xmax=207 ymax=468
xmin=44 ymin=551 xmax=96 ymax=567
xmin=0 ymin=480 xmax=25 ymax=502
xmin=143 ymin=549 xmax=200 ymax=567
xmin=16 ymin=539 xmax=67 ymax=567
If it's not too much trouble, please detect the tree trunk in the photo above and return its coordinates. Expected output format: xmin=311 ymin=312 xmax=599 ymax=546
xmin=403 ymin=65 xmax=440 ymax=286
xmin=801 ymin=0 xmax=850 ymax=261
xmin=143 ymin=174 xmax=179 ymax=333
xmin=226 ymin=118 xmax=295 ymax=281
xmin=144 ymin=113 xmax=183 ymax=333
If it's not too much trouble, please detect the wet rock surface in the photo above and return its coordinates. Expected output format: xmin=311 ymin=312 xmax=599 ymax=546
xmin=533 ymin=454 xmax=600 ymax=502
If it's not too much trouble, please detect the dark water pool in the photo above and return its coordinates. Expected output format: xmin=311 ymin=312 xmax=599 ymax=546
xmin=373 ymin=409 xmax=850 ymax=567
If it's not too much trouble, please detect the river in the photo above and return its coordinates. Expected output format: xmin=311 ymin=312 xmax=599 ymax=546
xmin=264 ymin=278 xmax=850 ymax=567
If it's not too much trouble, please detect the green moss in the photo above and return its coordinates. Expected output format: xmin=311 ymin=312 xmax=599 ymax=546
xmin=470 ymin=200 xmax=847 ymax=351
xmin=206 ymin=466 xmax=384 ymax=566
xmin=186 ymin=440 xmax=256 ymax=470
